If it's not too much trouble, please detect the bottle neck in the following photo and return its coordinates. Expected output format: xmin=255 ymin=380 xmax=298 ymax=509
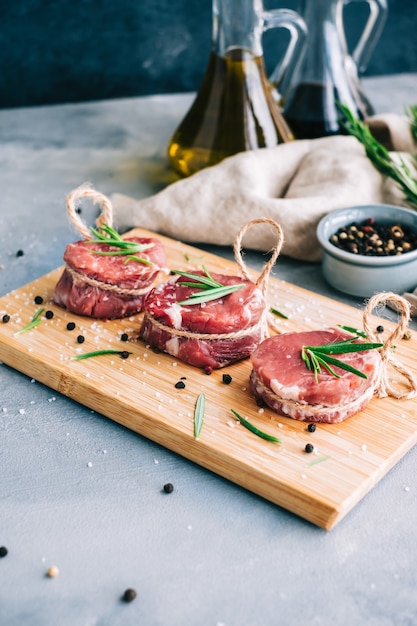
xmin=212 ymin=0 xmax=264 ymax=57
xmin=296 ymin=0 xmax=348 ymax=82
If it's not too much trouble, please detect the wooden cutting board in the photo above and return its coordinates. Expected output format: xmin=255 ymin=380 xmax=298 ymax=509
xmin=1 ymin=228 xmax=416 ymax=530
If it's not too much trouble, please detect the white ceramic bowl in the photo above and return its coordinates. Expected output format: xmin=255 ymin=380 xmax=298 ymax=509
xmin=316 ymin=204 xmax=417 ymax=297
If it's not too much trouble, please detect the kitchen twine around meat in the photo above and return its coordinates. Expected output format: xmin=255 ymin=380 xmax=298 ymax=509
xmin=143 ymin=217 xmax=284 ymax=341
xmin=363 ymin=292 xmax=417 ymax=400
xmin=65 ymin=183 xmax=153 ymax=297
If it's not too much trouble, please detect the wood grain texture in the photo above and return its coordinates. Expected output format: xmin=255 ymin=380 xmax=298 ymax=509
xmin=1 ymin=228 xmax=416 ymax=530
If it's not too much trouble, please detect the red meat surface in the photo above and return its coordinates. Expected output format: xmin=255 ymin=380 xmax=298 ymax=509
xmin=53 ymin=237 xmax=166 ymax=318
xmin=140 ymin=272 xmax=266 ymax=369
xmin=250 ymin=328 xmax=381 ymax=423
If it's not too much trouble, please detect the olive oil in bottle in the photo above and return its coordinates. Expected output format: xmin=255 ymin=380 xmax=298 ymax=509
xmin=168 ymin=48 xmax=293 ymax=178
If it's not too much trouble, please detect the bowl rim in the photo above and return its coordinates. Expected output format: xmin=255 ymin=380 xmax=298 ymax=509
xmin=317 ymin=204 xmax=417 ymax=267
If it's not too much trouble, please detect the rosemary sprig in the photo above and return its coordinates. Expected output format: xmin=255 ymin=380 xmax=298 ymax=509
xmin=88 ymin=224 xmax=154 ymax=265
xmin=337 ymin=324 xmax=367 ymax=338
xmin=301 ymin=338 xmax=383 ymax=383
xmin=270 ymin=306 xmax=288 ymax=320
xmin=171 ymin=266 xmax=244 ymax=306
xmin=406 ymin=105 xmax=417 ymax=144
xmin=338 ymin=103 xmax=417 ymax=211
xmin=231 ymin=409 xmax=281 ymax=443
xmin=194 ymin=393 xmax=205 ymax=439
xmin=72 ymin=349 xmax=132 ymax=361
xmin=15 ymin=308 xmax=45 ymax=335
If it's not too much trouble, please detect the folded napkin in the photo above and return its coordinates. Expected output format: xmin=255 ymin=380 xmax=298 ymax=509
xmin=111 ymin=114 xmax=415 ymax=263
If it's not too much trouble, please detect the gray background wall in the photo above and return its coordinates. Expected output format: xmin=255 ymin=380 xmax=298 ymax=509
xmin=0 ymin=0 xmax=415 ymax=109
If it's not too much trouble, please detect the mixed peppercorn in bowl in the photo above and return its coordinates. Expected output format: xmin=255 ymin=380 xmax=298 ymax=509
xmin=317 ymin=204 xmax=417 ymax=297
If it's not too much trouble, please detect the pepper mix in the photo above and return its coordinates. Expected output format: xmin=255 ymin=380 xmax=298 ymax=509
xmin=329 ymin=218 xmax=417 ymax=256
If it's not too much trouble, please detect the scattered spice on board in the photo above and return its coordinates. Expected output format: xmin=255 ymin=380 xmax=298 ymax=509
xmin=163 ymin=482 xmax=174 ymax=494
xmin=175 ymin=380 xmax=186 ymax=389
xmin=66 ymin=322 xmax=76 ymax=331
xmin=120 ymin=333 xmax=129 ymax=342
xmin=305 ymin=443 xmax=314 ymax=453
xmin=45 ymin=310 xmax=54 ymax=319
xmin=122 ymin=588 xmax=137 ymax=603
xmin=2 ymin=314 xmax=10 ymax=323
xmin=46 ymin=565 xmax=59 ymax=578
xmin=222 ymin=374 xmax=232 ymax=385
xmin=307 ymin=423 xmax=316 ymax=433
xmin=34 ymin=295 xmax=44 ymax=304
xmin=76 ymin=335 xmax=85 ymax=344
xmin=16 ymin=250 xmax=24 ymax=257
xmin=0 ymin=546 xmax=8 ymax=557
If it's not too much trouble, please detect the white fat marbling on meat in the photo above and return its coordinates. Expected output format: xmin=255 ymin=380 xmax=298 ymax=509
xmin=270 ymin=378 xmax=302 ymax=401
xmin=166 ymin=336 xmax=180 ymax=356
xmin=164 ymin=303 xmax=183 ymax=329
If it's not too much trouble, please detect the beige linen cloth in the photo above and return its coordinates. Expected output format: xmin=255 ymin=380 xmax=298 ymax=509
xmin=110 ymin=113 xmax=417 ymax=307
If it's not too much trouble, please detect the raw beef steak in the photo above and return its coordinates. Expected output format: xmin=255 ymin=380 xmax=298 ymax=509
xmin=53 ymin=237 xmax=166 ymax=319
xmin=250 ymin=328 xmax=381 ymax=423
xmin=140 ymin=271 xmax=266 ymax=369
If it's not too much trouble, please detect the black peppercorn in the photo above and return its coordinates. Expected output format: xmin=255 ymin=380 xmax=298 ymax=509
xmin=34 ymin=295 xmax=44 ymax=304
xmin=2 ymin=314 xmax=10 ymax=323
xmin=0 ymin=546 xmax=8 ymax=557
xmin=66 ymin=322 xmax=76 ymax=331
xmin=163 ymin=482 xmax=174 ymax=494
xmin=122 ymin=588 xmax=137 ymax=603
xmin=120 ymin=351 xmax=130 ymax=359
xmin=76 ymin=335 xmax=85 ymax=344
xmin=307 ymin=423 xmax=316 ymax=433
xmin=222 ymin=373 xmax=233 ymax=385
xmin=175 ymin=380 xmax=186 ymax=389
xmin=120 ymin=333 xmax=129 ymax=342
xmin=376 ymin=325 xmax=384 ymax=333
xmin=305 ymin=443 xmax=314 ymax=453
xmin=16 ymin=249 xmax=24 ymax=257
xmin=45 ymin=310 xmax=54 ymax=319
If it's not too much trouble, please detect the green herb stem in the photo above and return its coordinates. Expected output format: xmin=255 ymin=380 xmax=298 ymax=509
xmin=171 ymin=267 xmax=245 ymax=306
xmin=72 ymin=349 xmax=133 ymax=361
xmin=87 ymin=224 xmax=154 ymax=266
xmin=270 ymin=306 xmax=289 ymax=319
xmin=301 ymin=338 xmax=383 ymax=383
xmin=15 ymin=308 xmax=45 ymax=335
xmin=194 ymin=393 xmax=205 ymax=439
xmin=231 ymin=409 xmax=281 ymax=443
xmin=338 ymin=103 xmax=417 ymax=211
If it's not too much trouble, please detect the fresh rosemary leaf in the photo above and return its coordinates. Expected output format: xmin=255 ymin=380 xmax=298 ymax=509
xmin=178 ymin=284 xmax=244 ymax=306
xmin=194 ymin=393 xmax=205 ymax=439
xmin=338 ymin=103 xmax=417 ymax=211
xmin=171 ymin=268 xmax=222 ymax=288
xmin=308 ymin=455 xmax=331 ymax=467
xmin=87 ymin=223 xmax=154 ymax=265
xmin=313 ymin=351 xmax=367 ymax=379
xmin=172 ymin=267 xmax=245 ymax=306
xmin=270 ymin=306 xmax=289 ymax=319
xmin=337 ymin=324 xmax=367 ymax=338
xmin=231 ymin=409 xmax=281 ymax=443
xmin=301 ymin=339 xmax=382 ymax=383
xmin=72 ymin=349 xmax=132 ymax=360
xmin=306 ymin=341 xmax=383 ymax=355
xmin=15 ymin=308 xmax=45 ymax=335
